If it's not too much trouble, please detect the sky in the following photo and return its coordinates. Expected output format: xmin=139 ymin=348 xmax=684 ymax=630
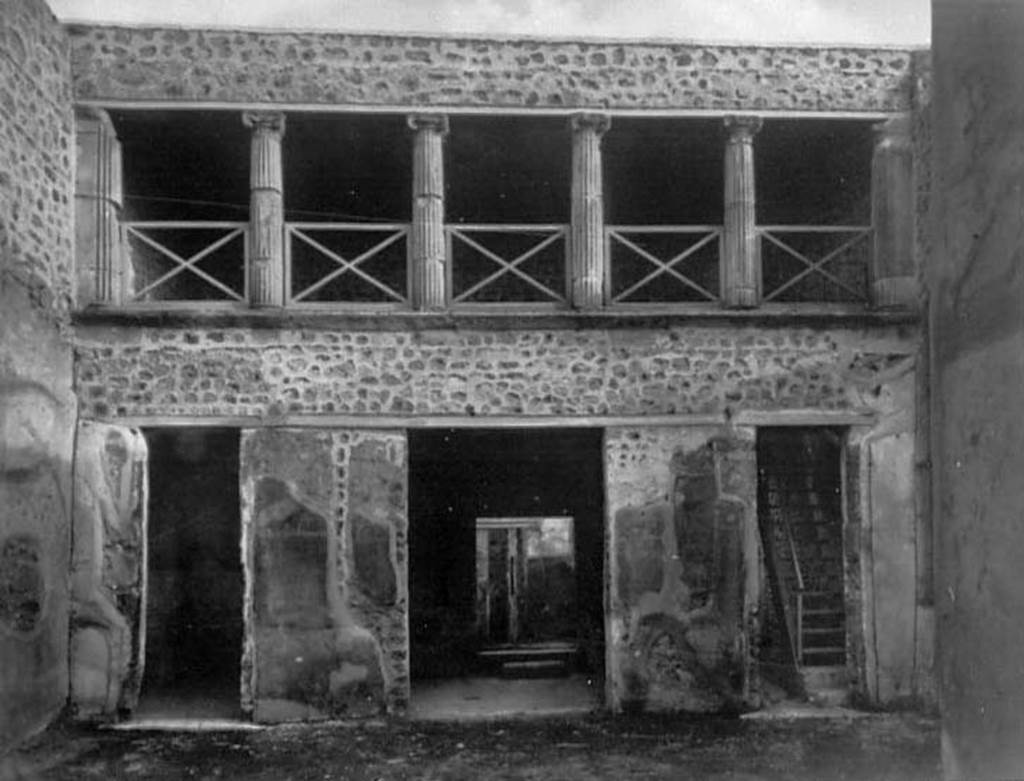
xmin=49 ymin=0 xmax=929 ymax=46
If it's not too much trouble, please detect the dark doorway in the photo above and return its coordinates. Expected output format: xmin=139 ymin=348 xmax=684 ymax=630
xmin=138 ymin=428 xmax=243 ymax=720
xmin=407 ymin=428 xmax=604 ymax=717
xmin=756 ymin=427 xmax=847 ymax=702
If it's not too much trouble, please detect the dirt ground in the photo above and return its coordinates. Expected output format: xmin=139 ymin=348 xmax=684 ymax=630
xmin=2 ymin=711 xmax=940 ymax=781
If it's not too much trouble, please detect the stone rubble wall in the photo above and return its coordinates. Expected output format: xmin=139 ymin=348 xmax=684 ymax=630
xmin=0 ymin=0 xmax=75 ymax=751
xmin=2 ymin=0 xmax=74 ymax=319
xmin=74 ymin=324 xmax=917 ymax=421
xmin=67 ymin=24 xmax=918 ymax=112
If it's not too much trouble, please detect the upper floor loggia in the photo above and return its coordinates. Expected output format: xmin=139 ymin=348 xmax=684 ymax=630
xmin=74 ymin=107 xmax=916 ymax=318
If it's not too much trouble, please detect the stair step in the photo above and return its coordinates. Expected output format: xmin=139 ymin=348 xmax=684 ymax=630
xmin=802 ymin=628 xmax=845 ymax=635
xmin=500 ymin=659 xmax=569 ymax=679
xmin=801 ymin=664 xmax=847 ymax=684
xmin=802 ymin=608 xmax=845 ymax=616
xmin=478 ymin=643 xmax=577 ymax=663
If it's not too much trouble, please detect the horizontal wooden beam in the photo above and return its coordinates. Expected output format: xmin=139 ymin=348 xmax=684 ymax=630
xmin=90 ymin=410 xmax=878 ymax=430
xmin=72 ymin=304 xmax=921 ymax=331
xmin=74 ymin=99 xmax=895 ymax=122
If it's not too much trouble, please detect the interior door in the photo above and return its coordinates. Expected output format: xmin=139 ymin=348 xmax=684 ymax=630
xmin=70 ymin=422 xmax=149 ymax=719
xmin=475 ymin=516 xmax=575 ymax=647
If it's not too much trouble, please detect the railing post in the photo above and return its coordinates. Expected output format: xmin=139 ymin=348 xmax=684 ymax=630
xmin=570 ymin=112 xmax=610 ymax=310
xmin=870 ymin=113 xmax=916 ymax=309
xmin=75 ymin=107 xmax=125 ymax=306
xmin=243 ymin=111 xmax=286 ymax=307
xmin=722 ymin=115 xmax=763 ymax=308
xmin=408 ymin=113 xmax=450 ymax=311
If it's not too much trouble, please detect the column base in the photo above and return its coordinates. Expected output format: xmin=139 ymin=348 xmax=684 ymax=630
xmin=722 ymin=288 xmax=759 ymax=309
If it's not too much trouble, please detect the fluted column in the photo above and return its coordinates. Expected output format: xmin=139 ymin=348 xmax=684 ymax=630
xmin=75 ymin=107 xmax=124 ymax=306
xmin=722 ymin=115 xmax=763 ymax=308
xmin=870 ymin=114 xmax=916 ymax=309
xmin=243 ymin=111 xmax=286 ymax=307
xmin=570 ymin=113 xmax=610 ymax=310
xmin=407 ymin=114 xmax=449 ymax=310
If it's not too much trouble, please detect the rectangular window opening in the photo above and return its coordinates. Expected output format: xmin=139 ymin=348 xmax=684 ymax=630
xmin=112 ymin=110 xmax=250 ymax=304
xmin=284 ymin=114 xmax=412 ymax=306
xmin=756 ymin=120 xmax=874 ymax=304
xmin=446 ymin=117 xmax=570 ymax=306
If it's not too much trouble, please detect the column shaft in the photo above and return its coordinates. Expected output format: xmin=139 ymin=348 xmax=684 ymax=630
xmin=570 ymin=113 xmax=610 ymax=310
xmin=408 ymin=114 xmax=449 ymax=310
xmin=244 ymin=112 xmax=286 ymax=307
xmin=871 ymin=114 xmax=916 ymax=308
xmin=75 ymin=108 xmax=124 ymax=306
xmin=722 ymin=115 xmax=762 ymax=308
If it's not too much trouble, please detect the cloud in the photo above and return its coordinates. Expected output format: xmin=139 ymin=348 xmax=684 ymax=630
xmin=49 ymin=0 xmax=928 ymax=44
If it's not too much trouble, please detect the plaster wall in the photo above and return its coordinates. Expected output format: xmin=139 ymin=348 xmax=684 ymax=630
xmin=605 ymin=425 xmax=755 ymax=713
xmin=240 ymin=427 xmax=407 ymax=721
xmin=0 ymin=0 xmax=75 ymax=750
xmin=929 ymin=1 xmax=1024 ymax=776
xmin=67 ymin=25 xmax=917 ymax=113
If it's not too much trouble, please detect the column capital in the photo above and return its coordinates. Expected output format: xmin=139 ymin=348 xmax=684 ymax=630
xmin=570 ymin=112 xmax=611 ymax=136
xmin=242 ymin=111 xmax=286 ymax=136
xmin=723 ymin=115 xmax=763 ymax=142
xmin=407 ymin=113 xmax=450 ymax=135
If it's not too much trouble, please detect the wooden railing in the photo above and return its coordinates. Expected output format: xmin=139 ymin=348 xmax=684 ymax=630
xmin=447 ymin=224 xmax=569 ymax=306
xmin=286 ymin=223 xmax=410 ymax=306
xmin=759 ymin=226 xmax=873 ymax=304
xmin=124 ymin=221 xmax=248 ymax=304
xmin=606 ymin=225 xmax=721 ymax=305
xmin=781 ymin=515 xmax=807 ymax=664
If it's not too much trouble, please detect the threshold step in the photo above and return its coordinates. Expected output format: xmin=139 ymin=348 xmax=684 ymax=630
xmin=500 ymin=660 xmax=569 ymax=679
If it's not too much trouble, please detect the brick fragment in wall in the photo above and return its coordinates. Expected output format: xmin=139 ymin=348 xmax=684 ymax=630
xmin=67 ymin=25 xmax=919 ymax=112
xmin=74 ymin=325 xmax=917 ymax=420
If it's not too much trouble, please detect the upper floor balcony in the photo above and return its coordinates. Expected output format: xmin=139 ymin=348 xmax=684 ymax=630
xmin=74 ymin=106 xmax=915 ymax=322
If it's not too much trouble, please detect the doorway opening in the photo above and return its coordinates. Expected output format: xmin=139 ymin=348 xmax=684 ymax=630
xmin=136 ymin=428 xmax=243 ymax=720
xmin=756 ymin=427 xmax=848 ymax=705
xmin=407 ymin=428 xmax=604 ymax=718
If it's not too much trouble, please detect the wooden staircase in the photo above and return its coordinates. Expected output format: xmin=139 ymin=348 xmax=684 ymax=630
xmin=798 ymin=590 xmax=846 ymax=668
xmin=797 ymin=590 xmax=848 ymax=706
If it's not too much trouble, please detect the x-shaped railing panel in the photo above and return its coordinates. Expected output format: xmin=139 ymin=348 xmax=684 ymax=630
xmin=607 ymin=226 xmax=721 ymax=304
xmin=287 ymin=224 xmax=409 ymax=304
xmin=448 ymin=225 xmax=568 ymax=304
xmin=760 ymin=226 xmax=872 ymax=303
xmin=125 ymin=222 xmax=247 ymax=302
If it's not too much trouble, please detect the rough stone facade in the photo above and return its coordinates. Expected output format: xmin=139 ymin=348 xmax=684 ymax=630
xmin=0 ymin=1 xmax=942 ymax=735
xmin=68 ymin=25 xmax=917 ymax=112
xmin=73 ymin=325 xmax=917 ymax=420
xmin=0 ymin=0 xmax=75 ymax=750
xmin=1 ymin=0 xmax=74 ymax=319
